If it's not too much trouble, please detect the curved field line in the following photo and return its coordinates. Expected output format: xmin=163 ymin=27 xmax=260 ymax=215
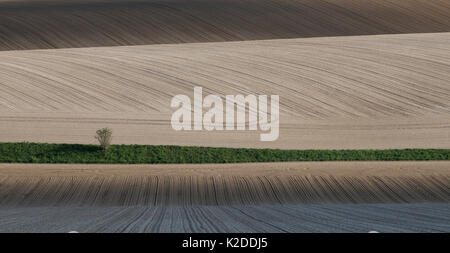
xmin=0 ymin=33 xmax=449 ymax=149
xmin=0 ymin=0 xmax=450 ymax=50
xmin=0 ymin=161 xmax=448 ymax=206
xmin=0 ymin=203 xmax=448 ymax=233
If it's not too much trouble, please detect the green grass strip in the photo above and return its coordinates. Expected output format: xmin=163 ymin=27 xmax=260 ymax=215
xmin=0 ymin=142 xmax=449 ymax=164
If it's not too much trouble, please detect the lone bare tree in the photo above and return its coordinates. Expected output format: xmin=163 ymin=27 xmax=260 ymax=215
xmin=95 ymin=128 xmax=112 ymax=150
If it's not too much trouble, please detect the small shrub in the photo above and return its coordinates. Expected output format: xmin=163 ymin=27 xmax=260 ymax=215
xmin=95 ymin=128 xmax=113 ymax=150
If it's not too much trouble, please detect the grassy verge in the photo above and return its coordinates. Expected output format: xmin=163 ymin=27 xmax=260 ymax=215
xmin=0 ymin=142 xmax=449 ymax=164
